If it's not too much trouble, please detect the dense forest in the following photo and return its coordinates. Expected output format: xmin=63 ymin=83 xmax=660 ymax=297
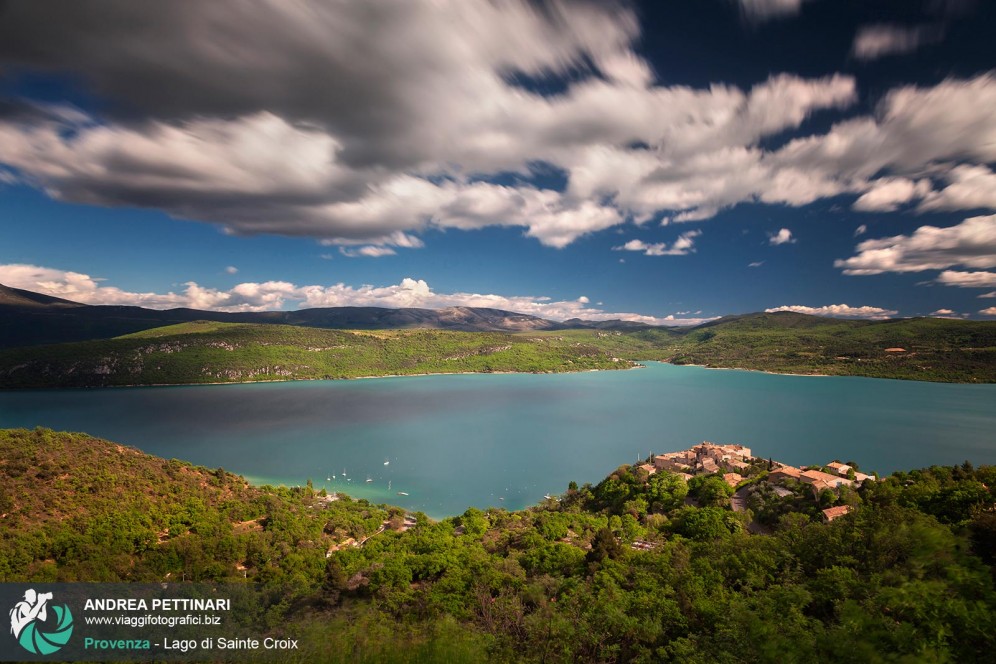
xmin=2 ymin=428 xmax=995 ymax=662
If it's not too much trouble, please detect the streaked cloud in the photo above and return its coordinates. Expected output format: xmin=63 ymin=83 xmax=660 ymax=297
xmin=835 ymin=215 xmax=996 ymax=275
xmin=736 ymin=0 xmax=809 ymax=22
xmin=613 ymin=230 xmax=702 ymax=256
xmin=765 ymin=303 xmax=898 ymax=319
xmin=851 ymin=24 xmax=944 ymax=61
xmin=935 ymin=270 xmax=996 ymax=288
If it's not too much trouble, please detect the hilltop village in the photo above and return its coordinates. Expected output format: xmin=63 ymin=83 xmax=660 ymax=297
xmin=640 ymin=442 xmax=877 ymax=524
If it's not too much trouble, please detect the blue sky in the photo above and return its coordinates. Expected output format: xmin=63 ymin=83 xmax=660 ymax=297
xmin=1 ymin=0 xmax=995 ymax=324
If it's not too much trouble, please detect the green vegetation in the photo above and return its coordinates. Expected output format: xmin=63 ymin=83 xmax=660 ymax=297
xmin=0 ymin=312 xmax=994 ymax=388
xmin=0 ymin=322 xmax=628 ymax=388
xmin=666 ymin=313 xmax=996 ymax=381
xmin=538 ymin=312 xmax=996 ymax=382
xmin=3 ymin=428 xmax=995 ymax=662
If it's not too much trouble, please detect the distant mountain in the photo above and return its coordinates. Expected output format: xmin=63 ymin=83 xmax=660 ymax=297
xmin=0 ymin=284 xmax=581 ymax=348
xmin=560 ymin=318 xmax=655 ymax=330
xmin=0 ymin=283 xmax=84 ymax=308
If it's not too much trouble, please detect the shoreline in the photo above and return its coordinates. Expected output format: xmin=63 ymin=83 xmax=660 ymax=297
xmin=1 ymin=363 xmax=643 ymax=391
xmin=677 ymin=363 xmax=830 ymax=378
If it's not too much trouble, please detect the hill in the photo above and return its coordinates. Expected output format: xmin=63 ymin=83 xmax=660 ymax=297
xmin=2 ymin=428 xmax=995 ymax=662
xmin=0 ymin=284 xmax=671 ymax=349
xmin=0 ymin=321 xmax=631 ymax=388
xmin=664 ymin=312 xmax=996 ymax=382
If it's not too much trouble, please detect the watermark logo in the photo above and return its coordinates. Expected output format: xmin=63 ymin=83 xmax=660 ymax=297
xmin=9 ymin=589 xmax=74 ymax=655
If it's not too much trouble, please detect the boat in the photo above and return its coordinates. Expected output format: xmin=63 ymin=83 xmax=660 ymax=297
xmin=365 ymin=476 xmax=373 ymax=483
xmin=383 ymin=459 xmax=390 ymax=466
xmin=388 ymin=480 xmax=392 ymax=490
xmin=326 ymin=476 xmax=331 ymax=481
xmin=397 ymin=491 xmax=409 ymax=496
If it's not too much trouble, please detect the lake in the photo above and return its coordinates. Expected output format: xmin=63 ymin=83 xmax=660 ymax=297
xmin=2 ymin=362 xmax=995 ymax=519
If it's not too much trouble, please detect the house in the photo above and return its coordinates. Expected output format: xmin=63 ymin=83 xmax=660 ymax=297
xmin=700 ymin=458 xmax=719 ymax=474
xmin=637 ymin=463 xmax=657 ymax=476
xmin=767 ymin=466 xmax=802 ymax=483
xmin=800 ymin=469 xmax=852 ymax=488
xmin=722 ymin=472 xmax=743 ymax=488
xmin=826 ymin=461 xmax=851 ymax=476
xmin=822 ymin=505 xmax=853 ymax=522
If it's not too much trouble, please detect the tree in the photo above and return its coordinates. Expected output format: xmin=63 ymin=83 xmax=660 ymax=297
xmin=646 ymin=472 xmax=688 ymax=513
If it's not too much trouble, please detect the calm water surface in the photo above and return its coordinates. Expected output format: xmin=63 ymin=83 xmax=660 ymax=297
xmin=2 ymin=362 xmax=994 ymax=519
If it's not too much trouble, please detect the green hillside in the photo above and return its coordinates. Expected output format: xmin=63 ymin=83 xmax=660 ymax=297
xmin=0 ymin=321 xmax=629 ymax=388
xmin=663 ymin=313 xmax=996 ymax=382
xmin=1 ymin=313 xmax=994 ymax=388
xmin=2 ymin=428 xmax=995 ymax=662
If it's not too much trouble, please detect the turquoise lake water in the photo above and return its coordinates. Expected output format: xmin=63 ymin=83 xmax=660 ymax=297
xmin=2 ymin=362 xmax=994 ymax=519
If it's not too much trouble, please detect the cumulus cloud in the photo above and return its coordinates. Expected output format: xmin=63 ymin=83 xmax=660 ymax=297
xmin=0 ymin=262 xmax=689 ymax=324
xmin=835 ymin=215 xmax=996 ymax=275
xmin=0 ymin=2 xmax=993 ymax=252
xmin=613 ymin=230 xmax=702 ymax=256
xmin=980 ymin=307 xmax=996 ymax=316
xmin=930 ymin=308 xmax=956 ymax=315
xmin=225 ymin=266 xmax=239 ymax=274
xmin=851 ymin=24 xmax=944 ymax=61
xmin=979 ymin=291 xmax=996 ymax=298
xmin=935 ymin=270 xmax=996 ymax=288
xmin=768 ymin=228 xmax=795 ymax=245
xmin=765 ymin=303 xmax=899 ymax=319
xmin=919 ymin=165 xmax=996 ymax=212
xmin=852 ymin=178 xmax=931 ymax=212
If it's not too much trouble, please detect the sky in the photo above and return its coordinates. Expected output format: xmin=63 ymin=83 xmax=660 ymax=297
xmin=1 ymin=0 xmax=995 ymax=325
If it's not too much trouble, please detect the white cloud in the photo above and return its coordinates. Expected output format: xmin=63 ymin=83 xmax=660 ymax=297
xmin=930 ymin=308 xmax=956 ymax=315
xmin=854 ymin=224 xmax=867 ymax=236
xmin=0 ymin=262 xmax=684 ymax=324
xmin=661 ymin=314 xmax=720 ymax=327
xmin=613 ymin=230 xmax=702 ymax=256
xmin=339 ymin=246 xmax=397 ymax=258
xmin=851 ymin=24 xmax=944 ymax=61
xmin=748 ymin=261 xmax=764 ymax=267
xmin=737 ymin=0 xmax=809 ymax=22
xmin=835 ymin=215 xmax=996 ymax=275
xmin=0 ymin=3 xmax=993 ymax=252
xmin=577 ymin=296 xmax=589 ymax=304
xmin=935 ymin=270 xmax=996 ymax=288
xmin=919 ymin=165 xmax=996 ymax=212
xmin=768 ymin=228 xmax=795 ymax=245
xmin=765 ymin=303 xmax=899 ymax=319
xmin=852 ymin=178 xmax=931 ymax=212
xmin=979 ymin=291 xmax=996 ymax=299
xmin=225 ymin=266 xmax=239 ymax=274
xmin=980 ymin=307 xmax=996 ymax=316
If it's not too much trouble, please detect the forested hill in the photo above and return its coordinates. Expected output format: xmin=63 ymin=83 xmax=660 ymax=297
xmin=2 ymin=428 xmax=995 ymax=662
xmin=0 ymin=321 xmax=631 ymax=388
xmin=662 ymin=312 xmax=996 ymax=382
